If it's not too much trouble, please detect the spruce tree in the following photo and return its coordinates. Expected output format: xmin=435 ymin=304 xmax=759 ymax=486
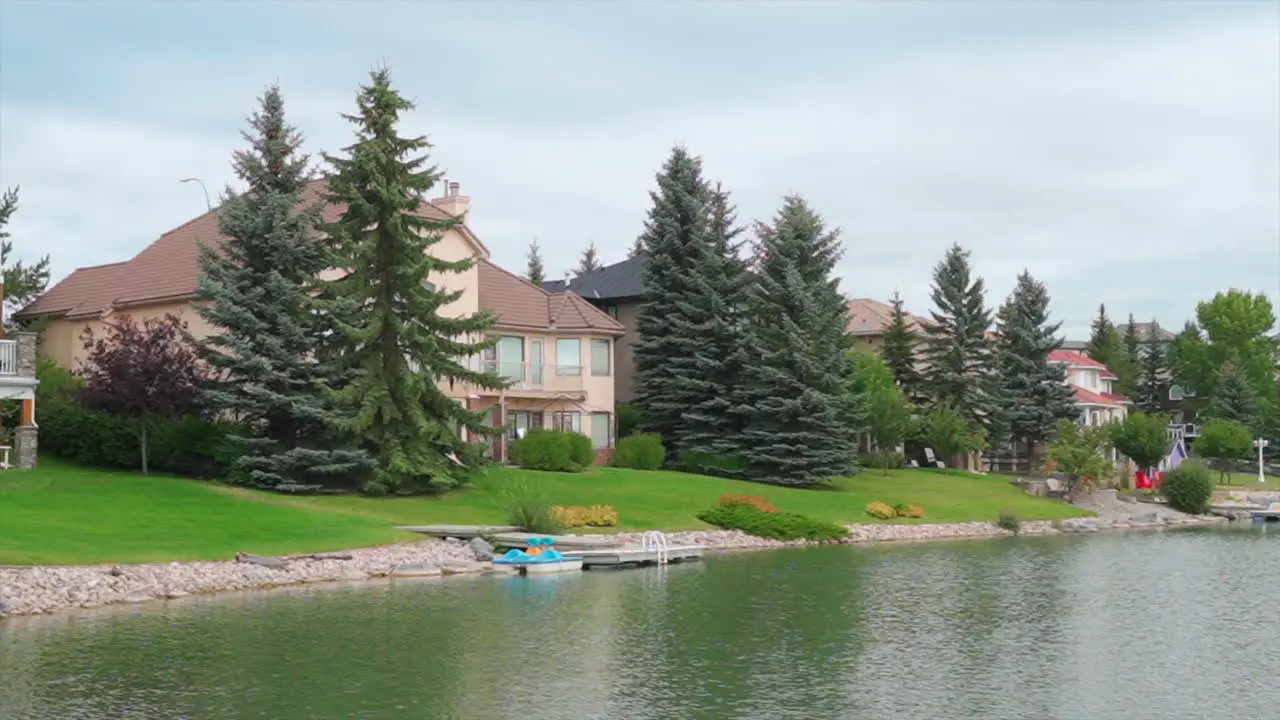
xmin=880 ymin=290 xmax=923 ymax=402
xmin=1086 ymin=304 xmax=1126 ymax=381
xmin=525 ymin=239 xmax=546 ymax=285
xmin=1208 ymin=360 xmax=1259 ymax=431
xmin=632 ymin=147 xmax=710 ymax=454
xmin=921 ymin=243 xmax=995 ymax=431
xmin=320 ymin=68 xmax=505 ymax=494
xmin=738 ymin=196 xmax=858 ymax=486
xmin=195 ymin=86 xmax=367 ymax=489
xmin=680 ymin=181 xmax=755 ymax=473
xmin=993 ymin=271 xmax=1078 ymax=462
xmin=1119 ymin=313 xmax=1143 ymax=397
xmin=576 ymin=241 xmax=602 ymax=276
xmin=1135 ymin=319 xmax=1168 ymax=413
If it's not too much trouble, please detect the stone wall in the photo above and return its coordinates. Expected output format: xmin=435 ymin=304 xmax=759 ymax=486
xmin=16 ymin=332 xmax=37 ymax=377
xmin=15 ymin=425 xmax=37 ymax=469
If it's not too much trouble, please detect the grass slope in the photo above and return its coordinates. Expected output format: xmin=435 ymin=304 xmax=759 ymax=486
xmin=0 ymin=460 xmax=407 ymax=565
xmin=2 ymin=460 xmax=1086 ymax=565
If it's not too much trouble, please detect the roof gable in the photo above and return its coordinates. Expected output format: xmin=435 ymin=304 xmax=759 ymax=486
xmin=479 ymin=259 xmax=624 ymax=334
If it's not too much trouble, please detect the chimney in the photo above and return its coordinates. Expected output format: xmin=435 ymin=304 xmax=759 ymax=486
xmin=430 ymin=179 xmax=470 ymax=219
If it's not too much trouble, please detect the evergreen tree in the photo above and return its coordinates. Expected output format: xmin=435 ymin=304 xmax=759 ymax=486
xmin=1134 ymin=318 xmax=1168 ymax=413
xmin=195 ymin=86 xmax=367 ymax=489
xmin=1208 ymin=360 xmax=1259 ymax=431
xmin=921 ymin=243 xmax=995 ymax=431
xmin=993 ymin=271 xmax=1078 ymax=461
xmin=628 ymin=236 xmax=644 ymax=258
xmin=320 ymin=68 xmax=505 ymax=494
xmin=738 ymin=196 xmax=858 ymax=486
xmin=525 ymin=239 xmax=546 ymax=285
xmin=1119 ymin=313 xmax=1143 ymax=396
xmin=632 ymin=147 xmax=710 ymax=454
xmin=576 ymin=241 xmax=602 ymax=276
xmin=880 ymin=290 xmax=923 ymax=401
xmin=0 ymin=186 xmax=52 ymax=330
xmin=680 ymin=181 xmax=755 ymax=473
xmin=1086 ymin=303 xmax=1126 ymax=383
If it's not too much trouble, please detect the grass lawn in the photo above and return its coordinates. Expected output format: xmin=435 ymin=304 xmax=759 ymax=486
xmin=1215 ymin=471 xmax=1280 ymax=489
xmin=1 ymin=459 xmax=1087 ymax=566
xmin=0 ymin=460 xmax=409 ymax=566
xmin=284 ymin=464 xmax=1089 ymax=531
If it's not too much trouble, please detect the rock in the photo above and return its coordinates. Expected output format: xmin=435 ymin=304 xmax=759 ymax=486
xmin=124 ymin=591 xmax=154 ymax=604
xmin=468 ymin=537 xmax=495 ymax=561
xmin=390 ymin=564 xmax=442 ymax=578
xmin=164 ymin=590 xmax=190 ymax=599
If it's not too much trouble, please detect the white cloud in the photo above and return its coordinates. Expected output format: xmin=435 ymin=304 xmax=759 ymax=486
xmin=0 ymin=6 xmax=1275 ymax=337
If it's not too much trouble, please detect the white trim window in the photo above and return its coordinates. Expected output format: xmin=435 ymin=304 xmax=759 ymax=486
xmin=590 ymin=338 xmax=611 ymax=376
xmin=552 ymin=411 xmax=581 ymax=433
xmin=555 ymin=338 xmax=581 ymax=376
xmin=590 ymin=412 xmax=611 ymax=448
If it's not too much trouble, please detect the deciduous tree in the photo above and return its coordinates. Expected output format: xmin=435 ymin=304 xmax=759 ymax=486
xmin=1045 ymin=419 xmax=1113 ymax=496
xmin=0 ymin=186 xmax=52 ymax=331
xmin=849 ymin=351 xmax=912 ymax=474
xmin=1109 ymin=411 xmax=1170 ymax=474
xmin=1194 ymin=417 xmax=1253 ymax=483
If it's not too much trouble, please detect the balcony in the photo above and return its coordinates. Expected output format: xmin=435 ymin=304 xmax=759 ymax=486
xmin=0 ymin=336 xmax=36 ymax=378
xmin=0 ymin=340 xmax=17 ymax=375
xmin=472 ymin=359 xmax=585 ymax=398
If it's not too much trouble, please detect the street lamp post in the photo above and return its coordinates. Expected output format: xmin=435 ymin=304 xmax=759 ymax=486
xmin=179 ymin=177 xmax=212 ymax=212
xmin=1254 ymin=438 xmax=1269 ymax=484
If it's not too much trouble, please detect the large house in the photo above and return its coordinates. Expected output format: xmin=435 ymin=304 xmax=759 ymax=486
xmin=16 ymin=180 xmax=625 ymax=464
xmin=1046 ymin=349 xmax=1129 ymax=427
xmin=542 ymin=255 xmax=645 ymax=404
xmin=845 ymin=297 xmax=930 ymax=352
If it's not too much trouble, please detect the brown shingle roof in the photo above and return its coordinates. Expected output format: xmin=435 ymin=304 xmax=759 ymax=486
xmin=478 ymin=259 xmax=624 ymax=335
xmin=15 ymin=179 xmax=469 ymax=321
xmin=846 ymin=297 xmax=930 ymax=336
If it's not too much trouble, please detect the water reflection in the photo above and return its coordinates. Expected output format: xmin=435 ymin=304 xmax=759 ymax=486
xmin=2 ymin=530 xmax=1278 ymax=719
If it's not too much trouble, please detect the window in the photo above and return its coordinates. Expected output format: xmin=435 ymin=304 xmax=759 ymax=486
xmin=1169 ymin=384 xmax=1184 ymax=401
xmin=591 ymin=339 xmax=611 ymax=376
xmin=590 ymin=413 xmax=611 ymax=448
xmin=556 ymin=338 xmax=581 ymax=375
xmin=552 ymin=411 xmax=581 ymax=433
xmin=603 ymin=304 xmax=619 ymax=319
xmin=499 ymin=336 xmax=525 ymax=385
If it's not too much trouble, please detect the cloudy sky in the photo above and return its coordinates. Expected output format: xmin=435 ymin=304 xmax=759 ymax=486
xmin=2 ymin=0 xmax=1277 ymax=338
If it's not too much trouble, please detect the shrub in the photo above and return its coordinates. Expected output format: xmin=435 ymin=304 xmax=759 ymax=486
xmin=865 ymin=501 xmax=896 ymax=519
xmin=678 ymin=450 xmax=747 ymax=477
xmin=512 ymin=429 xmax=588 ymax=472
xmin=612 ymin=433 xmax=665 ymax=470
xmin=551 ymin=504 xmax=619 ymax=527
xmin=502 ymin=478 xmax=563 ymax=533
xmin=893 ymin=503 xmax=925 ymax=518
xmin=697 ymin=504 xmax=848 ymax=542
xmin=616 ymin=404 xmax=643 ymax=439
xmin=1161 ymin=460 xmax=1215 ymax=514
xmin=718 ymin=494 xmax=778 ymax=513
xmin=857 ymin=450 xmax=906 ymax=472
xmin=997 ymin=510 xmax=1021 ymax=533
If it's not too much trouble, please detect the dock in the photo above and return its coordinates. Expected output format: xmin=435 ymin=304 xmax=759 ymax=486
xmin=1251 ymin=504 xmax=1280 ymax=523
xmin=564 ymin=546 xmax=703 ymax=569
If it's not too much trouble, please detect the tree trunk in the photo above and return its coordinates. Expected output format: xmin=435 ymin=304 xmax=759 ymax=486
xmin=140 ymin=423 xmax=149 ymax=474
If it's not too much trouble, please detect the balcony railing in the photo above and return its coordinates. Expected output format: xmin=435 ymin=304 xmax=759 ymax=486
xmin=0 ymin=340 xmax=17 ymax=375
xmin=476 ymin=359 xmax=584 ymax=393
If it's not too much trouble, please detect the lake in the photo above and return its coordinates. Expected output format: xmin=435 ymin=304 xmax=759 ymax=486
xmin=2 ymin=527 xmax=1278 ymax=719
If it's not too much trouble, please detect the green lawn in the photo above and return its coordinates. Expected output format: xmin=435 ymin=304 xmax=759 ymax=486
xmin=0 ymin=459 xmax=1087 ymax=566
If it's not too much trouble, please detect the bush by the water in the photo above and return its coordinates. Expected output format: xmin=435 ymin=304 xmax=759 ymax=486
xmin=512 ymin=428 xmax=593 ymax=472
xmin=865 ymin=501 xmax=896 ymax=519
xmin=697 ymin=504 xmax=848 ymax=542
xmin=893 ymin=503 xmax=925 ymax=518
xmin=997 ymin=510 xmax=1021 ymax=533
xmin=612 ymin=433 xmax=665 ymax=470
xmin=501 ymin=478 xmax=564 ymax=534
xmin=718 ymin=494 xmax=778 ymax=513
xmin=551 ymin=504 xmax=619 ymax=527
xmin=1161 ymin=460 xmax=1215 ymax=514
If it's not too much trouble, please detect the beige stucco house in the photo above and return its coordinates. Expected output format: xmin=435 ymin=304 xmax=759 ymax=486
xmin=15 ymin=179 xmax=624 ymax=464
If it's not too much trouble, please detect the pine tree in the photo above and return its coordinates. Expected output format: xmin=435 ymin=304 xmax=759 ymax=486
xmin=1208 ymin=360 xmax=1260 ymax=431
xmin=738 ymin=196 xmax=858 ymax=486
xmin=576 ymin=241 xmax=602 ymax=276
xmin=628 ymin=236 xmax=644 ymax=258
xmin=1086 ymin=303 xmax=1126 ymax=382
xmin=632 ymin=147 xmax=710 ymax=454
xmin=921 ymin=244 xmax=995 ymax=431
xmin=1119 ymin=313 xmax=1143 ymax=397
xmin=195 ymin=85 xmax=368 ymax=489
xmin=880 ymin=290 xmax=923 ymax=401
xmin=320 ymin=68 xmax=505 ymax=494
xmin=993 ymin=271 xmax=1078 ymax=462
xmin=680 ymin=181 xmax=755 ymax=473
xmin=525 ymin=239 xmax=546 ymax=285
xmin=1135 ymin=318 xmax=1168 ymax=413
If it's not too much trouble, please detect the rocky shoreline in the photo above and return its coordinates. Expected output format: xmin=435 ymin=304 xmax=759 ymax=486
xmin=0 ymin=510 xmax=1231 ymax=619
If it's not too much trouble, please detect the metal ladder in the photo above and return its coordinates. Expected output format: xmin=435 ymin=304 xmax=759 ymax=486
xmin=640 ymin=531 xmax=670 ymax=565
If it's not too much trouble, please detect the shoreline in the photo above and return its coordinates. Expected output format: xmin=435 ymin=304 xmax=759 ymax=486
xmin=0 ymin=513 xmax=1230 ymax=619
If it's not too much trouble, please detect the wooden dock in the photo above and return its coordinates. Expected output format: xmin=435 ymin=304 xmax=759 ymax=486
xmin=563 ymin=546 xmax=703 ymax=569
xmin=1251 ymin=504 xmax=1280 ymax=523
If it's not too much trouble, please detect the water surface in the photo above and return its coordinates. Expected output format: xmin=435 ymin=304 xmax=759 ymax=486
xmin=2 ymin=528 xmax=1278 ymax=719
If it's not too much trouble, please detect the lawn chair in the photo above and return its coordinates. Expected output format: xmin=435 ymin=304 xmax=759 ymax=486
xmin=1044 ymin=477 xmax=1067 ymax=499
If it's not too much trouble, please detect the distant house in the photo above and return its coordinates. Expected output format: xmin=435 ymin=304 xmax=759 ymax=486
xmin=17 ymin=180 xmax=625 ymax=464
xmin=542 ymin=255 xmax=645 ymax=404
xmin=845 ymin=297 xmax=931 ymax=353
xmin=1117 ymin=321 xmax=1176 ymax=345
xmin=1046 ymin=349 xmax=1130 ymax=427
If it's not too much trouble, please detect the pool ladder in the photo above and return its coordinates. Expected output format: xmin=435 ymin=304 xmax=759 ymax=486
xmin=641 ymin=531 xmax=670 ymax=565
